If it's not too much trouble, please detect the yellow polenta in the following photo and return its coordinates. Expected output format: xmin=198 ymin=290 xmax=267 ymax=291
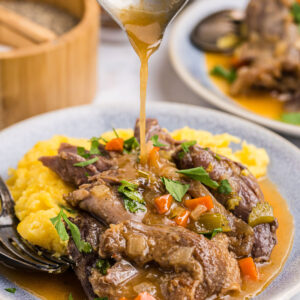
xmin=7 ymin=128 xmax=269 ymax=255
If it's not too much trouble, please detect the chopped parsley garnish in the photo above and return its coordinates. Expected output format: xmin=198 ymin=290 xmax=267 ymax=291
xmin=5 ymin=288 xmax=16 ymax=294
xmin=118 ymin=180 xmax=146 ymax=213
xmin=73 ymin=157 xmax=99 ymax=167
xmin=77 ymin=147 xmax=90 ymax=159
xmin=58 ymin=204 xmax=77 ymax=214
xmin=161 ymin=177 xmax=190 ymax=202
xmin=177 ymin=167 xmax=219 ymax=189
xmin=96 ymin=259 xmax=111 ymax=275
xmin=123 ymin=136 xmax=140 ymax=153
xmin=113 ymin=128 xmax=119 ymax=138
xmin=217 ymin=179 xmax=232 ymax=195
xmin=215 ymin=154 xmax=221 ymax=161
xmin=151 ymin=135 xmax=167 ymax=148
xmin=280 ymin=112 xmax=300 ymax=125
xmin=211 ymin=65 xmax=237 ymax=83
xmin=291 ymin=3 xmax=300 ymax=24
xmin=99 ymin=136 xmax=108 ymax=143
xmin=90 ymin=137 xmax=101 ymax=155
xmin=204 ymin=228 xmax=223 ymax=239
xmin=50 ymin=209 xmax=92 ymax=253
xmin=69 ymin=293 xmax=74 ymax=300
xmin=124 ymin=198 xmax=146 ymax=213
xmin=181 ymin=140 xmax=197 ymax=153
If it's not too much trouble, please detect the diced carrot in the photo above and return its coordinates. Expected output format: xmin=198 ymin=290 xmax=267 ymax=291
xmin=185 ymin=195 xmax=214 ymax=211
xmin=105 ymin=138 xmax=124 ymax=152
xmin=175 ymin=210 xmax=190 ymax=227
xmin=148 ymin=147 xmax=160 ymax=168
xmin=134 ymin=292 xmax=157 ymax=300
xmin=154 ymin=194 xmax=173 ymax=214
xmin=238 ymin=257 xmax=258 ymax=280
xmin=119 ymin=298 xmax=128 ymax=300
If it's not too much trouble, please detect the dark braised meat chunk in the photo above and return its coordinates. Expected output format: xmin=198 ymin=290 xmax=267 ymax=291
xmin=231 ymin=0 xmax=300 ymax=108
xmin=65 ymin=179 xmax=146 ymax=225
xmin=98 ymin=220 xmax=241 ymax=300
xmin=67 ymin=213 xmax=106 ymax=300
xmin=39 ymin=143 xmax=115 ymax=186
xmin=173 ymin=144 xmax=277 ymax=261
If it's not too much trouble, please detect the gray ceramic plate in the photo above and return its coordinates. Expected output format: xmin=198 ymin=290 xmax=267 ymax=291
xmin=0 ymin=101 xmax=299 ymax=300
xmin=169 ymin=0 xmax=300 ymax=137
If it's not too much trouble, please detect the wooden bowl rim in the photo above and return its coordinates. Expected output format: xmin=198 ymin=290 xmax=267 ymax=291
xmin=0 ymin=0 xmax=100 ymax=60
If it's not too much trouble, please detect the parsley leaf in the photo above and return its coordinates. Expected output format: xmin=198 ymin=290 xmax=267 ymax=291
xmin=118 ymin=180 xmax=144 ymax=204
xmin=77 ymin=147 xmax=90 ymax=159
xmin=118 ymin=181 xmax=146 ymax=213
xmin=151 ymin=135 xmax=167 ymax=148
xmin=181 ymin=140 xmax=197 ymax=153
xmin=204 ymin=228 xmax=223 ymax=239
xmin=291 ymin=3 xmax=300 ymax=24
xmin=90 ymin=137 xmax=101 ymax=155
xmin=96 ymin=259 xmax=110 ymax=275
xmin=124 ymin=198 xmax=146 ymax=213
xmin=217 ymin=179 xmax=232 ymax=195
xmin=73 ymin=157 xmax=99 ymax=167
xmin=280 ymin=112 xmax=300 ymax=125
xmin=177 ymin=167 xmax=219 ymax=189
xmin=5 ymin=288 xmax=16 ymax=294
xmin=123 ymin=136 xmax=140 ymax=153
xmin=69 ymin=293 xmax=74 ymax=300
xmin=50 ymin=209 xmax=92 ymax=253
xmin=211 ymin=65 xmax=237 ymax=83
xmin=161 ymin=177 xmax=189 ymax=202
xmin=59 ymin=204 xmax=77 ymax=214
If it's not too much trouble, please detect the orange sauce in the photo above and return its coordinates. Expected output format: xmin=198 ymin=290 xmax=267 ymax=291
xmin=119 ymin=9 xmax=168 ymax=164
xmin=205 ymin=53 xmax=284 ymax=120
xmin=0 ymin=179 xmax=294 ymax=300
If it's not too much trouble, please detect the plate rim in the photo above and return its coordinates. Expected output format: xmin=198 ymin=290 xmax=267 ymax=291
xmin=168 ymin=0 xmax=300 ymax=137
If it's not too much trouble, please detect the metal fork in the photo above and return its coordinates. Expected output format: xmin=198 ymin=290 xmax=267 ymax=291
xmin=0 ymin=177 xmax=71 ymax=273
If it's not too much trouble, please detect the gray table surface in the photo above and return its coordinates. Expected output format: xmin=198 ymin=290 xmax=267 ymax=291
xmin=95 ymin=28 xmax=300 ymax=149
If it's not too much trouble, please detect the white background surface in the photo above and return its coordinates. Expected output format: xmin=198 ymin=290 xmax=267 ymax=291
xmin=95 ymin=27 xmax=300 ymax=149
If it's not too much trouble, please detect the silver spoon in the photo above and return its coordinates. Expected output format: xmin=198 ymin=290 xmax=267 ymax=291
xmin=190 ymin=10 xmax=245 ymax=53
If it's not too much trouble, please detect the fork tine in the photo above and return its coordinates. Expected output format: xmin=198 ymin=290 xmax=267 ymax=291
xmin=0 ymin=242 xmax=63 ymax=273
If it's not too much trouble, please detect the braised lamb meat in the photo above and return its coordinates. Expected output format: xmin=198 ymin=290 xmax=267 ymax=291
xmin=97 ymin=221 xmax=241 ymax=300
xmin=173 ymin=144 xmax=277 ymax=261
xmin=231 ymin=0 xmax=300 ymax=109
xmin=40 ymin=143 xmax=115 ymax=186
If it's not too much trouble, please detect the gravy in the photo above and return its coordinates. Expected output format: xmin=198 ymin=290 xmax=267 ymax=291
xmin=205 ymin=53 xmax=284 ymax=120
xmin=0 ymin=179 xmax=294 ymax=300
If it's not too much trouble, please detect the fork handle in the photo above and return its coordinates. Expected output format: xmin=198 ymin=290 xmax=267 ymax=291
xmin=0 ymin=177 xmax=15 ymax=217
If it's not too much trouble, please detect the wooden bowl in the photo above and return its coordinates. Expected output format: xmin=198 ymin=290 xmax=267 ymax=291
xmin=0 ymin=0 xmax=100 ymax=128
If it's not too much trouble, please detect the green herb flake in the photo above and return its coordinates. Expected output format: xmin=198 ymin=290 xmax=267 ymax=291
xmin=113 ymin=128 xmax=119 ymax=138
xmin=90 ymin=137 xmax=101 ymax=155
xmin=58 ymin=204 xmax=77 ymax=214
xmin=73 ymin=157 xmax=99 ymax=167
xmin=124 ymin=198 xmax=146 ymax=213
xmin=50 ymin=209 xmax=92 ymax=253
xmin=99 ymin=136 xmax=108 ymax=144
xmin=69 ymin=293 xmax=74 ymax=300
xmin=5 ymin=288 xmax=16 ymax=294
xmin=217 ymin=179 xmax=232 ymax=195
xmin=181 ymin=140 xmax=197 ymax=153
xmin=118 ymin=180 xmax=144 ymax=204
xmin=161 ymin=177 xmax=189 ymax=202
xmin=204 ymin=228 xmax=223 ymax=240
xmin=151 ymin=135 xmax=167 ymax=148
xmin=177 ymin=167 xmax=219 ymax=189
xmin=211 ymin=65 xmax=237 ymax=83
xmin=215 ymin=154 xmax=221 ymax=161
xmin=123 ymin=136 xmax=140 ymax=153
xmin=96 ymin=259 xmax=111 ymax=275
xmin=291 ymin=3 xmax=300 ymax=23
xmin=280 ymin=112 xmax=300 ymax=125
xmin=77 ymin=147 xmax=90 ymax=159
